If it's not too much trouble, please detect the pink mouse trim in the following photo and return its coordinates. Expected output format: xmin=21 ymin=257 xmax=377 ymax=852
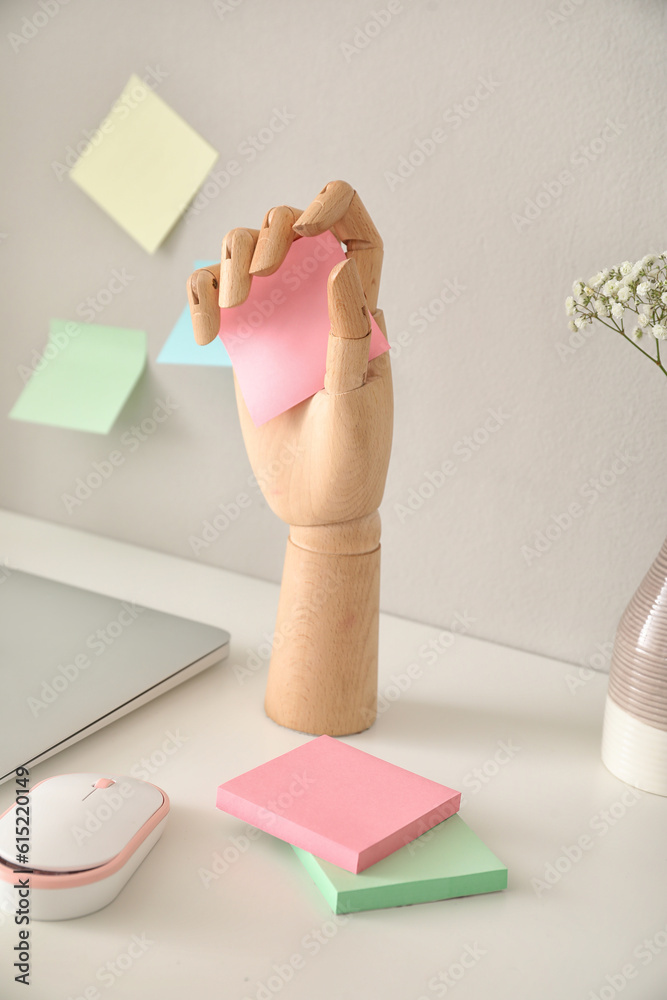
xmin=0 ymin=775 xmax=169 ymax=889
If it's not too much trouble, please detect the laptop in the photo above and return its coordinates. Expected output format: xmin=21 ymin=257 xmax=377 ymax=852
xmin=0 ymin=568 xmax=230 ymax=783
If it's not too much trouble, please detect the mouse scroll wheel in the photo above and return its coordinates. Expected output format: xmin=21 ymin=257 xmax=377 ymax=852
xmin=94 ymin=778 xmax=116 ymax=789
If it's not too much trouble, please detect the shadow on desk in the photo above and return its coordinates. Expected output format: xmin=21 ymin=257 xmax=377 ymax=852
xmin=365 ymin=697 xmax=603 ymax=757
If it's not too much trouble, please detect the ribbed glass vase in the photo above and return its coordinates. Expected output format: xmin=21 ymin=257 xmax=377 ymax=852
xmin=602 ymin=536 xmax=667 ymax=795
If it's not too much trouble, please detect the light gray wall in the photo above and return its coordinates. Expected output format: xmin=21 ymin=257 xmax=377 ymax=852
xmin=2 ymin=0 xmax=666 ymax=670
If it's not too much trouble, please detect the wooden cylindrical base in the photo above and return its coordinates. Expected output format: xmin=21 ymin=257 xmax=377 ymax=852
xmin=264 ymin=536 xmax=380 ymax=736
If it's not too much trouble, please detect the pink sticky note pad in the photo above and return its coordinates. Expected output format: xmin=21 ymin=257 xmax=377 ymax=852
xmin=215 ymin=736 xmax=461 ymax=873
xmin=217 ymin=231 xmax=390 ymax=426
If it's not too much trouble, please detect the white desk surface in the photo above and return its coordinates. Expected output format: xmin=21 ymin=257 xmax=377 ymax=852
xmin=0 ymin=509 xmax=665 ymax=1000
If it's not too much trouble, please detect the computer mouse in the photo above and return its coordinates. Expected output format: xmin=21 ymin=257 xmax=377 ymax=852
xmin=0 ymin=773 xmax=169 ymax=920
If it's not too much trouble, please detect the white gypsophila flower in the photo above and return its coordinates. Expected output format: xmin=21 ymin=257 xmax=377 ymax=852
xmin=588 ymin=272 xmax=604 ymax=288
xmin=611 ymin=303 xmax=625 ymax=321
xmin=631 ymin=327 xmax=642 ymax=341
xmin=617 ymin=286 xmax=631 ymax=302
xmin=620 ymin=261 xmax=633 ymax=275
xmin=565 ymin=296 xmax=576 ymax=315
xmin=572 ymin=281 xmax=584 ymax=297
xmin=643 ymin=255 xmax=656 ymax=268
xmin=575 ymin=316 xmax=591 ymax=329
xmin=602 ymin=280 xmax=617 ymax=296
xmin=653 ymin=324 xmax=667 ymax=340
xmin=637 ymin=281 xmax=651 ymax=296
xmin=568 ymin=320 xmax=577 ymax=332
xmin=594 ymin=298 xmax=608 ymax=316
xmin=638 ymin=313 xmax=649 ymax=327
xmin=661 ymin=292 xmax=667 ymax=305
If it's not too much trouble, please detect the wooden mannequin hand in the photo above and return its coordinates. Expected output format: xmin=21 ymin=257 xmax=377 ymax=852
xmin=186 ymin=181 xmax=393 ymax=540
xmin=186 ymin=181 xmax=393 ymax=735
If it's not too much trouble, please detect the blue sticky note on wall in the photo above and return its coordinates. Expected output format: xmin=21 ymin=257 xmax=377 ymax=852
xmin=157 ymin=259 xmax=231 ymax=367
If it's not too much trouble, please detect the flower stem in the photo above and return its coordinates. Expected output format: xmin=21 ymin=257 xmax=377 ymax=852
xmin=578 ymin=308 xmax=666 ymax=372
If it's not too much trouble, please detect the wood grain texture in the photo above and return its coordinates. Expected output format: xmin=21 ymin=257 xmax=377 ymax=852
xmin=219 ymin=228 xmax=259 ymax=308
xmin=234 ymin=348 xmax=392 ymax=527
xmin=240 ymin=255 xmax=392 ymax=734
xmin=264 ymin=538 xmax=380 ymax=736
xmin=189 ymin=182 xmax=393 ymax=736
xmin=250 ymin=206 xmax=302 ymax=276
xmin=187 ymin=264 xmax=220 ymax=345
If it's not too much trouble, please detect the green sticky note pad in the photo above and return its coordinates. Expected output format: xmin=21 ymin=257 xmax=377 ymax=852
xmin=10 ymin=320 xmax=146 ymax=434
xmin=292 ymin=814 xmax=507 ymax=914
xmin=70 ymin=74 xmax=218 ymax=253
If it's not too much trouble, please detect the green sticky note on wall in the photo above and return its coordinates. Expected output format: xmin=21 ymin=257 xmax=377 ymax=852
xmin=10 ymin=320 xmax=146 ymax=434
xmin=70 ymin=74 xmax=218 ymax=253
xmin=292 ymin=814 xmax=507 ymax=914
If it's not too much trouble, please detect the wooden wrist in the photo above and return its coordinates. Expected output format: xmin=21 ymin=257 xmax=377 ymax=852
xmin=289 ymin=511 xmax=381 ymax=556
xmin=264 ymin=517 xmax=381 ymax=736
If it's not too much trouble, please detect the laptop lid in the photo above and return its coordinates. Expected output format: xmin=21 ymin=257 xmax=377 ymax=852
xmin=0 ymin=569 xmax=229 ymax=782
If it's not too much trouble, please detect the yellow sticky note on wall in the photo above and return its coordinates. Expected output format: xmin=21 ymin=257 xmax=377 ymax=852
xmin=70 ymin=74 xmax=218 ymax=253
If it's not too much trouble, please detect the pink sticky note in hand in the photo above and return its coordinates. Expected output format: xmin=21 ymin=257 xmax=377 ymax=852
xmin=215 ymin=735 xmax=461 ymax=873
xmin=217 ymin=231 xmax=390 ymax=425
